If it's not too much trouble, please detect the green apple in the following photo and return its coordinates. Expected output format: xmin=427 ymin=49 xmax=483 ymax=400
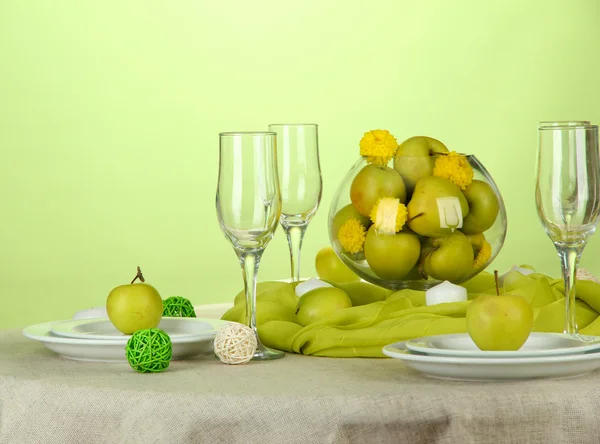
xmin=350 ymin=164 xmax=406 ymax=217
xmin=223 ymin=286 xmax=299 ymax=326
xmin=256 ymin=301 xmax=298 ymax=326
xmin=332 ymin=204 xmax=371 ymax=237
xmin=462 ymin=180 xmax=500 ymax=234
xmin=422 ymin=231 xmax=474 ymax=282
xmin=106 ymin=268 xmax=163 ymax=334
xmin=333 ymin=281 xmax=392 ymax=306
xmin=295 ymin=287 xmax=352 ymax=326
xmin=393 ymin=136 xmax=449 ymax=193
xmin=364 ymin=226 xmax=420 ymax=280
xmin=467 ymin=293 xmax=534 ymax=351
xmin=315 ymin=247 xmax=360 ymax=283
xmin=407 ymin=176 xmax=469 ymax=237
xmin=233 ymin=281 xmax=289 ymax=306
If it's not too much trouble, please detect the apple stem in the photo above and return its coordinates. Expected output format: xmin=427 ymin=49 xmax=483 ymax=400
xmin=407 ymin=212 xmax=424 ymax=223
xmin=418 ymin=262 xmax=428 ymax=280
xmin=131 ymin=266 xmax=145 ymax=284
xmin=494 ymin=270 xmax=499 ymax=296
xmin=417 ymin=249 xmax=434 ymax=279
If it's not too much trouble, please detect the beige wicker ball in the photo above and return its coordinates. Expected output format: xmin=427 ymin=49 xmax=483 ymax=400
xmin=213 ymin=322 xmax=257 ymax=365
xmin=577 ymin=268 xmax=600 ymax=283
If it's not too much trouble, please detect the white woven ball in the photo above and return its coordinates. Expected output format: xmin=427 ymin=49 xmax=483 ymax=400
xmin=213 ymin=322 xmax=257 ymax=365
xmin=577 ymin=268 xmax=600 ymax=283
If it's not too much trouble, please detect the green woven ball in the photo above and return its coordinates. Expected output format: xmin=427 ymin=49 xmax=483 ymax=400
xmin=162 ymin=296 xmax=196 ymax=318
xmin=125 ymin=328 xmax=172 ymax=373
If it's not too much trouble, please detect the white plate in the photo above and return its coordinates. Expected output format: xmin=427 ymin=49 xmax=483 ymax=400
xmin=405 ymin=333 xmax=600 ymax=358
xmin=383 ymin=341 xmax=600 ymax=381
xmin=51 ymin=317 xmax=217 ymax=341
xmin=23 ymin=318 xmax=227 ymax=363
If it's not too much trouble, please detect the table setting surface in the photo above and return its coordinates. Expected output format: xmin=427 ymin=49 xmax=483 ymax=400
xmin=5 ymin=124 xmax=600 ymax=443
xmin=2 ymin=328 xmax=600 ymax=444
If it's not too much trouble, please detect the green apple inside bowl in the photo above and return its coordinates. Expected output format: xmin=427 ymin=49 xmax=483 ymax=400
xmin=328 ymin=148 xmax=507 ymax=291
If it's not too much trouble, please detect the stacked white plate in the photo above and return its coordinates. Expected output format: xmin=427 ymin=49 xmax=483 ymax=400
xmin=23 ymin=317 xmax=227 ymax=363
xmin=383 ymin=332 xmax=600 ymax=381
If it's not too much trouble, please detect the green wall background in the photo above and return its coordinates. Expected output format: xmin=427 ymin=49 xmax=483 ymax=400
xmin=0 ymin=1 xmax=599 ymax=329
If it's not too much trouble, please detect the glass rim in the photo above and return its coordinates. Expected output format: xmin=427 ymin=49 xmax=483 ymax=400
xmin=219 ymin=131 xmax=277 ymax=137
xmin=538 ymin=123 xmax=597 ymax=131
xmin=538 ymin=120 xmax=590 ymax=126
xmin=268 ymin=123 xmax=318 ymax=128
xmin=353 ymin=152 xmax=479 ymax=158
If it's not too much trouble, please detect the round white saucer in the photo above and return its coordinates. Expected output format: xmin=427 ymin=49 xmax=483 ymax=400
xmin=23 ymin=318 xmax=227 ymax=363
xmin=51 ymin=317 xmax=217 ymax=341
xmin=405 ymin=332 xmax=600 ymax=358
xmin=383 ymin=339 xmax=600 ymax=381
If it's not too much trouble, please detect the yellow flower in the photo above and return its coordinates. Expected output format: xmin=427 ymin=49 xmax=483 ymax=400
xmin=369 ymin=197 xmax=408 ymax=234
xmin=338 ymin=218 xmax=366 ymax=254
xmin=359 ymin=129 xmax=398 ymax=165
xmin=433 ymin=151 xmax=474 ymax=190
xmin=470 ymin=233 xmax=492 ymax=270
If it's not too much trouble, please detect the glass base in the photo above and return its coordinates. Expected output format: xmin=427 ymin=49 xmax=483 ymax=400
xmin=253 ymin=341 xmax=285 ymax=361
xmin=563 ymin=331 xmax=594 ymax=342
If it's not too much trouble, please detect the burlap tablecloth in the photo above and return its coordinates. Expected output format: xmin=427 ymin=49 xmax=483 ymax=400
xmin=2 ymin=329 xmax=600 ymax=444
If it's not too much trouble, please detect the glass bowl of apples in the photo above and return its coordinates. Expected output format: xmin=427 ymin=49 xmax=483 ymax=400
xmin=328 ymin=131 xmax=507 ymax=291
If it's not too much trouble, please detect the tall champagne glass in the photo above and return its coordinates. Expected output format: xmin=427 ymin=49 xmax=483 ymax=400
xmin=268 ymin=124 xmax=322 ymax=281
xmin=535 ymin=122 xmax=600 ymax=335
xmin=216 ymin=132 xmax=284 ymax=360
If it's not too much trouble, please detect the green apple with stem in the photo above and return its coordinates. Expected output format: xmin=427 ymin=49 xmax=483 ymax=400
xmin=393 ymin=136 xmax=449 ymax=194
xmin=407 ymin=176 xmax=469 ymax=238
xmin=462 ymin=180 xmax=500 ymax=234
xmin=467 ymin=271 xmax=534 ymax=351
xmin=106 ymin=267 xmax=163 ymax=334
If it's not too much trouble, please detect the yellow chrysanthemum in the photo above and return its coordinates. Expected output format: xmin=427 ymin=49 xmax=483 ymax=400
xmin=359 ymin=129 xmax=399 ymax=165
xmin=433 ymin=151 xmax=474 ymax=190
xmin=338 ymin=218 xmax=366 ymax=254
xmin=470 ymin=234 xmax=492 ymax=270
xmin=369 ymin=197 xmax=408 ymax=234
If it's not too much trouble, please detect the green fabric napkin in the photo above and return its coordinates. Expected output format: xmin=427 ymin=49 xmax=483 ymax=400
xmin=221 ymin=269 xmax=600 ymax=358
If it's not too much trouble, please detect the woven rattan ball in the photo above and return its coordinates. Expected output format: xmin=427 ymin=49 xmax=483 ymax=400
xmin=577 ymin=268 xmax=600 ymax=284
xmin=162 ymin=296 xmax=197 ymax=318
xmin=125 ymin=328 xmax=172 ymax=373
xmin=213 ymin=322 xmax=257 ymax=365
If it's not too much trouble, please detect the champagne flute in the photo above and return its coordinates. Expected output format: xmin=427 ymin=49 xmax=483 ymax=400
xmin=268 ymin=124 xmax=322 ymax=282
xmin=216 ymin=131 xmax=284 ymax=360
xmin=535 ymin=122 xmax=600 ymax=335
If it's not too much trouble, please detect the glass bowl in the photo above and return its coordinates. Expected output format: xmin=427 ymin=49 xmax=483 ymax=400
xmin=328 ymin=154 xmax=507 ymax=291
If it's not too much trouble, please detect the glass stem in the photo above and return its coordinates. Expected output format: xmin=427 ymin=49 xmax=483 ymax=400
xmin=238 ymin=250 xmax=263 ymax=337
xmin=556 ymin=241 xmax=585 ymax=335
xmin=282 ymin=223 xmax=308 ymax=282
